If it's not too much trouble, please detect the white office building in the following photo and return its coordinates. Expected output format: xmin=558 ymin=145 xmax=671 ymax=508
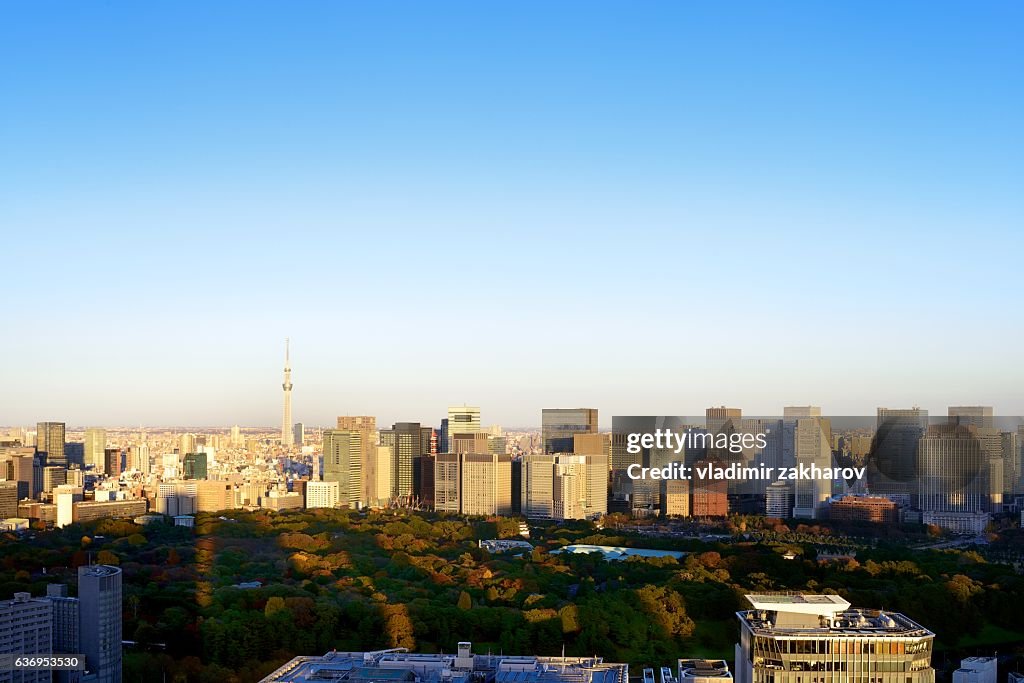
xmin=734 ymin=594 xmax=935 ymax=683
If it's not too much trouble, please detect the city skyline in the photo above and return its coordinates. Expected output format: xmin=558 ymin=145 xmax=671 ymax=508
xmin=3 ymin=2 xmax=1022 ymax=426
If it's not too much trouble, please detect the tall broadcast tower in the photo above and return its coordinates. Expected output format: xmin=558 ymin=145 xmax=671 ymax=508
xmin=281 ymin=338 xmax=294 ymax=447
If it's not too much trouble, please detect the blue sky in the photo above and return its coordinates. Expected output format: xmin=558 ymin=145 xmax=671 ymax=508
xmin=2 ymin=2 xmax=1022 ymax=428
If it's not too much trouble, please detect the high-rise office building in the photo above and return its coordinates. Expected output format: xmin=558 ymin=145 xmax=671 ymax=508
xmin=573 ymin=432 xmax=610 ymax=459
xmin=434 ymin=453 xmax=460 ymax=513
xmin=127 ymin=443 xmax=150 ymax=474
xmin=78 ymin=564 xmax=122 ymax=683
xmin=84 ymin=428 xmax=106 ymax=473
xmin=182 ymin=452 xmax=207 ymax=480
xmin=867 ymin=407 xmax=928 ymax=506
xmin=461 ymin=453 xmax=512 ymax=516
xmin=792 ymin=416 xmax=832 ymax=519
xmin=541 ymin=409 xmax=598 ymax=454
xmin=1003 ymin=430 xmax=1021 ymax=496
xmin=450 ymin=432 xmax=489 ymax=455
xmin=36 ymin=422 xmax=66 ymax=467
xmin=322 ymin=430 xmax=362 ymax=506
xmin=47 ymin=583 xmax=79 ymax=675
xmin=447 ymin=405 xmax=481 ymax=436
xmin=521 ymin=454 xmax=556 ymax=519
xmin=782 ymin=406 xmax=821 ymax=419
xmin=487 ymin=435 xmax=507 ymax=456
xmin=281 ymin=339 xmax=293 ymax=447
xmin=104 ymin=449 xmax=123 ymax=478
xmin=520 ymin=453 xmax=605 ymax=520
xmin=0 ymin=481 xmax=17 ymax=518
xmin=378 ymin=423 xmax=429 ymax=499
xmin=692 ymin=459 xmax=729 ymax=517
xmin=12 ymin=453 xmax=38 ymax=500
xmin=293 ymin=423 xmax=304 ymax=447
xmin=178 ymin=433 xmax=195 ymax=457
xmin=552 ymin=454 xmax=608 ymax=521
xmin=0 ymin=592 xmax=53 ymax=683
xmin=337 ymin=416 xmax=378 ymax=504
xmin=706 ymin=407 xmax=742 ymax=436
xmin=438 ymin=419 xmax=450 ymax=454
xmin=948 ymin=406 xmax=994 ymax=429
xmin=42 ymin=466 xmax=66 ymax=496
xmin=433 ymin=453 xmax=512 ymax=516
xmin=733 ymin=593 xmax=935 ymax=683
xmin=373 ymin=445 xmax=393 ymax=506
xmin=918 ymin=423 xmax=990 ymax=532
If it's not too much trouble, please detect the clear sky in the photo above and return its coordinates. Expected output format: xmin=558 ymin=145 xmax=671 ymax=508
xmin=2 ymin=2 xmax=1022 ymax=428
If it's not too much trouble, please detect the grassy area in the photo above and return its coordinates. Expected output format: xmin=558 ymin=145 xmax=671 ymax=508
xmin=953 ymin=623 xmax=1024 ymax=650
xmin=683 ymin=620 xmax=735 ymax=661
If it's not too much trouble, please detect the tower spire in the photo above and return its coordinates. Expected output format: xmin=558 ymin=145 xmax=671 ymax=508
xmin=281 ymin=338 xmax=294 ymax=447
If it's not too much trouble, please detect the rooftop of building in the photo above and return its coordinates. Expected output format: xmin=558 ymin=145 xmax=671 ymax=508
xmin=550 ymin=545 xmax=686 ymax=561
xmin=79 ymin=563 xmax=120 ymax=578
xmin=260 ymin=645 xmax=628 ymax=683
xmin=738 ymin=594 xmax=933 ymax=638
xmin=677 ymin=660 xmax=731 ymax=680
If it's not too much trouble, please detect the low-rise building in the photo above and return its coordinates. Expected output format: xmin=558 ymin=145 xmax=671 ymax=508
xmin=260 ymin=641 xmax=628 ymax=683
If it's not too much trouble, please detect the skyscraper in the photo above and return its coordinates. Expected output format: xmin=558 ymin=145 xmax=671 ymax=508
xmin=521 ymin=454 xmax=556 ymax=519
xmin=541 ymin=408 xmax=598 ymax=454
xmin=0 ymin=481 xmax=17 ymax=518
xmin=378 ymin=422 xmax=429 ymax=499
xmin=706 ymin=406 xmax=742 ymax=435
xmin=867 ymin=407 xmax=928 ymax=506
xmin=948 ymin=406 xmax=994 ymax=429
xmin=337 ymin=416 xmax=377 ymax=504
xmin=433 ymin=453 xmax=513 ymax=516
xmin=36 ymin=421 xmax=66 ymax=467
xmin=792 ymin=416 xmax=832 ymax=519
xmin=552 ymin=454 xmax=607 ymax=521
xmin=182 ymin=452 xmax=207 ymax=480
xmin=918 ymin=423 xmax=990 ymax=532
xmin=461 ymin=453 xmax=512 ymax=516
xmin=84 ymin=428 xmax=106 ymax=473
xmin=322 ymin=430 xmax=362 ymax=506
xmin=447 ymin=405 xmax=481 ymax=436
xmin=281 ymin=339 xmax=294 ymax=447
xmin=78 ymin=564 xmax=122 ymax=683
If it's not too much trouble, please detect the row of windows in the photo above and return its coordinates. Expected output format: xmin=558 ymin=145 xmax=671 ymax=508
xmin=759 ymin=660 xmax=918 ymax=673
xmin=755 ymin=638 xmax=931 ymax=656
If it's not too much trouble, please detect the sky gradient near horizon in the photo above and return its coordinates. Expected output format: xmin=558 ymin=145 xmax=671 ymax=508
xmin=2 ymin=2 xmax=1022 ymax=428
